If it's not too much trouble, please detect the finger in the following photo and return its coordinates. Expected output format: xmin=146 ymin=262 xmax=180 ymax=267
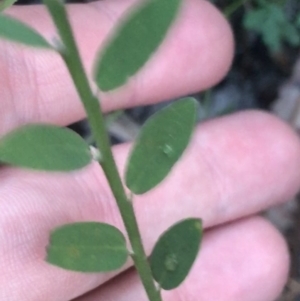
xmin=115 ymin=110 xmax=300 ymax=239
xmin=74 ymin=217 xmax=289 ymax=301
xmin=0 ymin=0 xmax=233 ymax=133
xmin=1 ymin=111 xmax=299 ymax=300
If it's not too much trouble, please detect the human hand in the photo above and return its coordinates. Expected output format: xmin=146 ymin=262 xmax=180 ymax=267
xmin=1 ymin=1 xmax=300 ymax=300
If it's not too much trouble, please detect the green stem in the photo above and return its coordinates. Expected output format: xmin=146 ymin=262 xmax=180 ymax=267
xmin=224 ymin=0 xmax=247 ymax=17
xmin=43 ymin=1 xmax=161 ymax=301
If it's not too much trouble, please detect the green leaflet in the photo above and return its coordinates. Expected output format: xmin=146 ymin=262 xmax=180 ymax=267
xmin=150 ymin=218 xmax=203 ymax=290
xmin=0 ymin=14 xmax=52 ymax=48
xmin=46 ymin=222 xmax=128 ymax=272
xmin=0 ymin=124 xmax=91 ymax=171
xmin=94 ymin=0 xmax=182 ymax=91
xmin=0 ymin=0 xmax=17 ymax=12
xmin=125 ymin=98 xmax=197 ymax=194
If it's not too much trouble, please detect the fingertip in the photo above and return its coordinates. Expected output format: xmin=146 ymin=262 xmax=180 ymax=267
xmin=189 ymin=0 xmax=234 ymax=88
xmin=192 ymin=110 xmax=300 ymax=224
xmin=228 ymin=110 xmax=300 ymax=203
xmin=175 ymin=216 xmax=289 ymax=301
xmin=100 ymin=0 xmax=234 ymax=109
xmin=247 ymin=217 xmax=290 ymax=300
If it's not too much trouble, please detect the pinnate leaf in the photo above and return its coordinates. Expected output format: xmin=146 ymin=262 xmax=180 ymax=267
xmin=0 ymin=124 xmax=91 ymax=171
xmin=125 ymin=98 xmax=197 ymax=194
xmin=94 ymin=0 xmax=182 ymax=91
xmin=0 ymin=14 xmax=52 ymax=48
xmin=46 ymin=222 xmax=128 ymax=272
xmin=150 ymin=218 xmax=203 ymax=290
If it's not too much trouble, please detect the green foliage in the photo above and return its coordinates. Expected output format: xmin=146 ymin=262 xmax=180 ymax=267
xmin=94 ymin=0 xmax=181 ymax=91
xmin=0 ymin=124 xmax=91 ymax=171
xmin=125 ymin=98 xmax=198 ymax=195
xmin=296 ymin=12 xmax=300 ymax=28
xmin=46 ymin=222 xmax=128 ymax=272
xmin=243 ymin=1 xmax=300 ymax=52
xmin=0 ymin=14 xmax=52 ymax=48
xmin=150 ymin=218 xmax=203 ymax=290
xmin=0 ymin=0 xmax=17 ymax=12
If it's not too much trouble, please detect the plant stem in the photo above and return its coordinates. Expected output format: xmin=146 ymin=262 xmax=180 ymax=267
xmin=43 ymin=1 xmax=161 ymax=300
xmin=224 ymin=0 xmax=247 ymax=17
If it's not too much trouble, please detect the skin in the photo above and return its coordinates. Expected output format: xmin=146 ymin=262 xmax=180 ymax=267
xmin=0 ymin=0 xmax=299 ymax=300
